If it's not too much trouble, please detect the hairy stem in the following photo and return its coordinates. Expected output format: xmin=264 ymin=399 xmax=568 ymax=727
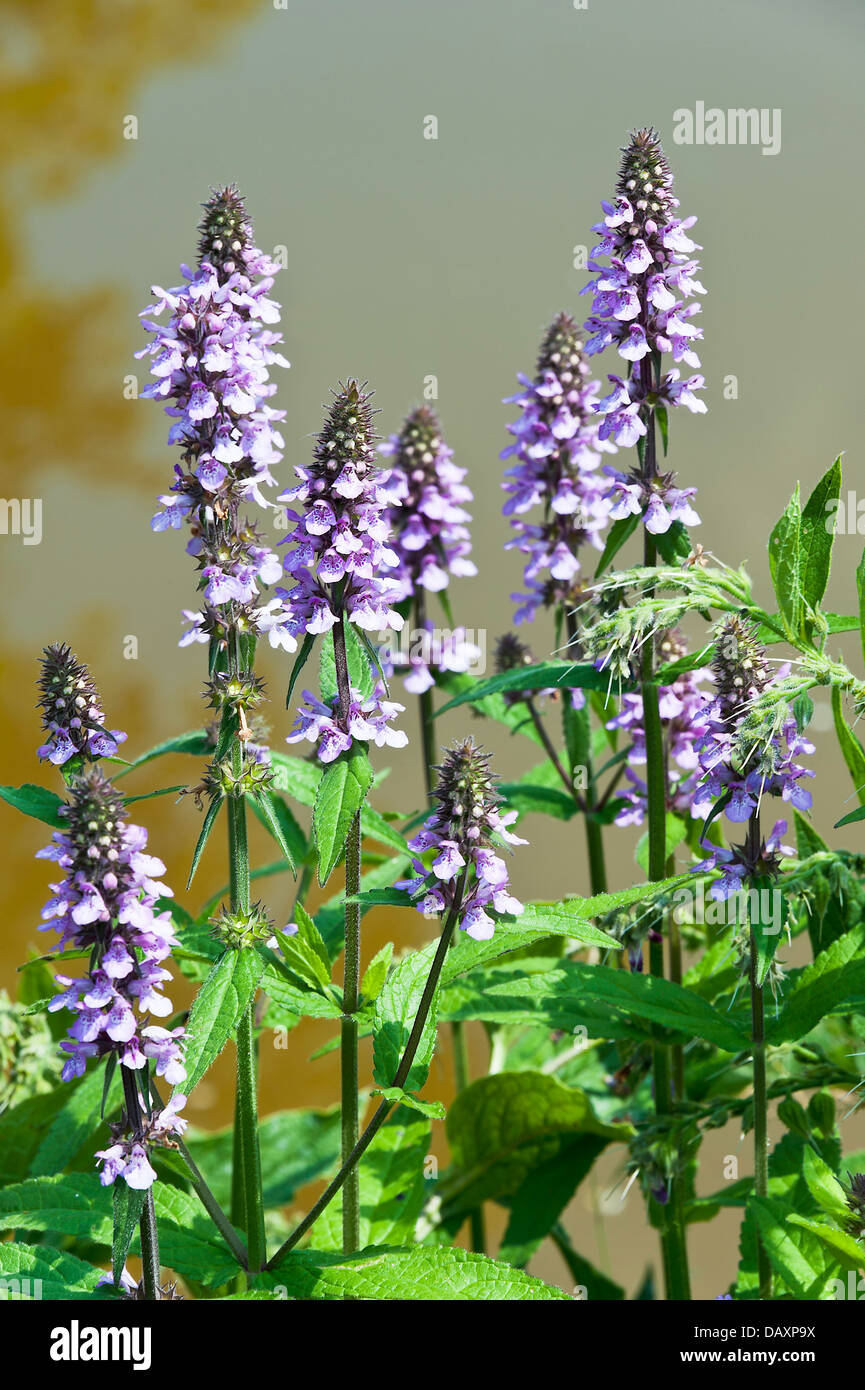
xmin=747 ymin=812 xmax=772 ymax=1300
xmin=121 ymin=1067 xmax=160 ymax=1299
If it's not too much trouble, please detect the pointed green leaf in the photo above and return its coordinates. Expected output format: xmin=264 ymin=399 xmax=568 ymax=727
xmin=800 ymin=456 xmax=842 ymax=616
xmin=182 ymin=947 xmax=266 ymax=1094
xmin=186 ymin=794 xmax=224 ymax=889
xmin=263 ymin=1244 xmax=571 ymax=1300
xmin=0 ymin=783 xmax=65 ymax=828
xmin=313 ymin=746 xmax=373 ymax=884
xmin=768 ymin=484 xmax=803 ymax=638
xmin=248 ymin=789 xmax=300 ymax=871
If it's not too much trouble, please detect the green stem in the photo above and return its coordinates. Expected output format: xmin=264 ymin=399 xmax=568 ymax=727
xmin=564 ymin=612 xmax=607 ymax=895
xmin=640 ymin=400 xmax=691 ymax=1302
xmin=228 ymin=734 xmax=265 ymax=1275
xmin=747 ymin=814 xmax=772 ymax=1300
xmin=333 ymin=613 xmax=362 ymax=1254
xmin=264 ymin=874 xmax=467 ymax=1270
xmin=121 ymin=1067 xmax=160 ymax=1299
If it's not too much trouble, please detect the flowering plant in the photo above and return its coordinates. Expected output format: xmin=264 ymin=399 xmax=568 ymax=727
xmin=3 ymin=148 xmax=865 ymax=1315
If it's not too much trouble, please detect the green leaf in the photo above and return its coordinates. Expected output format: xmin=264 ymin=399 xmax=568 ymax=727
xmin=831 ymin=687 xmax=865 ymax=805
xmin=653 ymin=519 xmax=693 ymax=565
xmin=112 ymin=1183 xmax=145 ymax=1286
xmin=800 ymin=456 xmax=842 ymax=619
xmin=857 ymin=546 xmax=865 ymax=673
xmin=313 ymin=1111 xmax=431 ymax=1251
xmin=0 ymin=1243 xmax=107 ymax=1299
xmin=454 ymin=961 xmax=750 ymax=1052
xmin=373 ymin=940 xmax=439 ymax=1093
xmin=264 ymin=1244 xmax=571 ymax=1300
xmin=313 ymin=746 xmax=374 ymax=884
xmin=442 ymin=1072 xmax=628 ymax=1217
xmin=498 ymin=1136 xmax=609 ymax=1269
xmin=498 ymin=782 xmax=577 ymax=822
xmin=285 ymin=632 xmax=316 ymax=709
xmin=247 ymin=790 xmax=303 ymax=870
xmin=361 ymin=942 xmax=393 ymax=1004
xmin=768 ymin=921 xmax=865 ymax=1043
xmin=275 ymin=905 xmax=332 ymax=993
xmin=30 ymin=1059 xmax=120 ymax=1178
xmin=549 ymin=1225 xmax=625 ymax=1299
xmin=835 ymin=805 xmax=865 ymax=829
xmin=768 ymin=483 xmax=803 ymax=639
xmin=319 ymin=624 xmax=375 ymax=701
xmin=436 ymin=663 xmax=615 ymax=717
xmin=268 ymin=750 xmax=323 ymax=805
xmin=595 ymin=514 xmax=640 ymax=578
xmin=802 ymin=1146 xmax=850 ymax=1224
xmin=374 ymin=1087 xmax=445 ymax=1119
xmin=787 ymin=1215 xmax=865 ymax=1272
xmin=182 ymin=947 xmax=266 ymax=1094
xmin=186 ymin=793 xmax=224 ymax=890
xmin=795 ymin=809 xmax=829 ymax=856
xmin=750 ymin=1195 xmax=840 ymax=1299
xmin=0 ymin=783 xmax=65 ymax=827
xmin=750 ymin=873 xmax=788 ymax=988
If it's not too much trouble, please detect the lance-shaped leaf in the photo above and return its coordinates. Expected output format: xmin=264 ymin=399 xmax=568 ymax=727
xmin=373 ymin=939 xmax=439 ymax=1093
xmin=248 ymin=788 xmax=301 ymax=871
xmin=831 ymin=687 xmax=865 ymax=806
xmin=113 ymin=729 xmax=211 ymax=778
xmin=0 ymin=783 xmax=65 ymax=828
xmin=768 ymin=483 xmax=803 ymax=639
xmin=182 ymin=947 xmax=266 ymax=1094
xmin=800 ymin=455 xmax=842 ymax=619
xmin=186 ymin=793 xmax=224 ymax=890
xmin=768 ymin=921 xmax=865 ymax=1044
xmin=436 ymin=662 xmax=615 ymax=716
xmin=285 ymin=631 xmax=316 ymax=709
xmin=112 ymin=1184 xmax=146 ymax=1286
xmin=313 ymin=745 xmax=373 ymax=884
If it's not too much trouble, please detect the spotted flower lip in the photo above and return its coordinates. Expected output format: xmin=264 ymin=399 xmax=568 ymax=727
xmin=501 ymin=312 xmax=612 ymax=626
xmin=582 ymin=129 xmax=707 ymax=446
xmin=138 ymin=186 xmax=293 ymax=651
xmin=287 ymin=684 xmax=408 ymax=764
xmin=37 ymin=767 xmax=186 ymax=1141
xmin=396 ymin=739 xmax=526 ymax=941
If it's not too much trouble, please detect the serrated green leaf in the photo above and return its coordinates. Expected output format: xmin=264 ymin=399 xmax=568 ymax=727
xmin=373 ymin=940 xmax=439 ymax=1093
xmin=768 ymin=921 xmax=865 ymax=1043
xmin=751 ymin=1195 xmax=840 ymax=1299
xmin=0 ymin=783 xmax=65 ymax=827
xmin=186 ymin=793 xmax=224 ymax=889
xmin=831 ymin=686 xmax=865 ymax=806
xmin=787 ymin=1215 xmax=865 ymax=1272
xmin=442 ymin=1072 xmax=628 ymax=1218
xmin=361 ymin=942 xmax=393 ymax=1004
xmin=180 ymin=1106 xmax=342 ymax=1211
xmin=313 ymin=747 xmax=373 ymax=884
xmin=319 ymin=624 xmax=374 ymax=701
xmin=0 ymin=1242 xmax=107 ymax=1299
xmin=313 ymin=1111 xmax=430 ymax=1251
xmin=113 ymin=1183 xmax=145 ymax=1285
xmin=29 ymin=1059 xmax=120 ymax=1178
xmin=248 ymin=790 xmax=302 ymax=871
xmin=263 ymin=1244 xmax=571 ymax=1300
xmin=800 ymin=456 xmax=842 ymax=619
xmin=182 ymin=947 xmax=266 ymax=1094
xmin=802 ymin=1146 xmax=850 ymax=1223
xmin=373 ymin=1087 xmax=445 ymax=1119
xmin=768 ymin=483 xmax=803 ymax=639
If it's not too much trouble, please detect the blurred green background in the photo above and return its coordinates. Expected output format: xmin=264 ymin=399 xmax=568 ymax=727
xmin=2 ymin=0 xmax=864 ymax=1298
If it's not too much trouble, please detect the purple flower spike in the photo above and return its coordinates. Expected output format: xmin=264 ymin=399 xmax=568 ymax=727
xmin=583 ymin=128 xmax=707 ymax=444
xmin=278 ymin=380 xmax=405 ymax=642
xmin=397 ymin=739 xmax=526 ymax=941
xmin=502 ymin=312 xmax=612 ymax=627
xmin=690 ymin=616 xmax=813 ymax=896
xmin=138 ymin=186 xmax=293 ymax=653
xmin=381 ymin=404 xmax=476 ymax=602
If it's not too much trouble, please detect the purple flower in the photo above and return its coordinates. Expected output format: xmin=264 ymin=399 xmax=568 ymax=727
xmin=380 ymin=405 xmax=476 ymax=601
xmin=277 ymin=381 xmax=405 ymax=642
xmin=37 ymin=765 xmax=186 ymax=1190
xmin=382 ymin=621 xmax=482 ymax=696
xmin=690 ymin=617 xmax=813 ymax=895
xmin=605 ymin=631 xmax=713 ymax=825
xmin=287 ymin=684 xmax=408 ymax=764
xmin=501 ymin=313 xmax=612 ymax=626
xmin=36 ymin=644 xmax=127 ymax=767
xmin=138 ymin=186 xmax=293 ymax=653
xmin=397 ymin=739 xmax=526 ymax=940
xmin=582 ymin=128 xmax=707 ymax=446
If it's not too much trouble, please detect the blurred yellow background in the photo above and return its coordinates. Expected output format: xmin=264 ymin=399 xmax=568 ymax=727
xmin=2 ymin=0 xmax=864 ymax=1298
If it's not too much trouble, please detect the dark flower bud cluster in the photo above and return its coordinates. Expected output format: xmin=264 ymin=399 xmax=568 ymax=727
xmin=582 ymin=128 xmax=707 ymax=447
xmin=138 ymin=186 xmax=294 ymax=655
xmin=494 ymin=632 xmax=535 ymax=707
xmin=36 ymin=644 xmax=126 ymax=767
xmin=397 ymin=739 xmax=526 ymax=940
xmin=501 ymin=312 xmax=612 ymax=625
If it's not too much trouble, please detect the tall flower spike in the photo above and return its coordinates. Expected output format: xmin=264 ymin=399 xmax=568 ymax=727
xmin=692 ymin=616 xmax=814 ymax=898
xmin=137 ymin=185 xmax=294 ymax=653
xmin=381 ymin=404 xmax=476 ymax=600
xmin=37 ymin=644 xmax=127 ymax=767
xmin=36 ymin=765 xmax=187 ymax=1187
xmin=583 ymin=128 xmax=707 ymax=449
xmin=397 ymin=739 xmax=526 ymax=941
xmin=502 ymin=312 xmax=612 ymax=626
xmin=278 ymin=380 xmax=405 ymax=637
